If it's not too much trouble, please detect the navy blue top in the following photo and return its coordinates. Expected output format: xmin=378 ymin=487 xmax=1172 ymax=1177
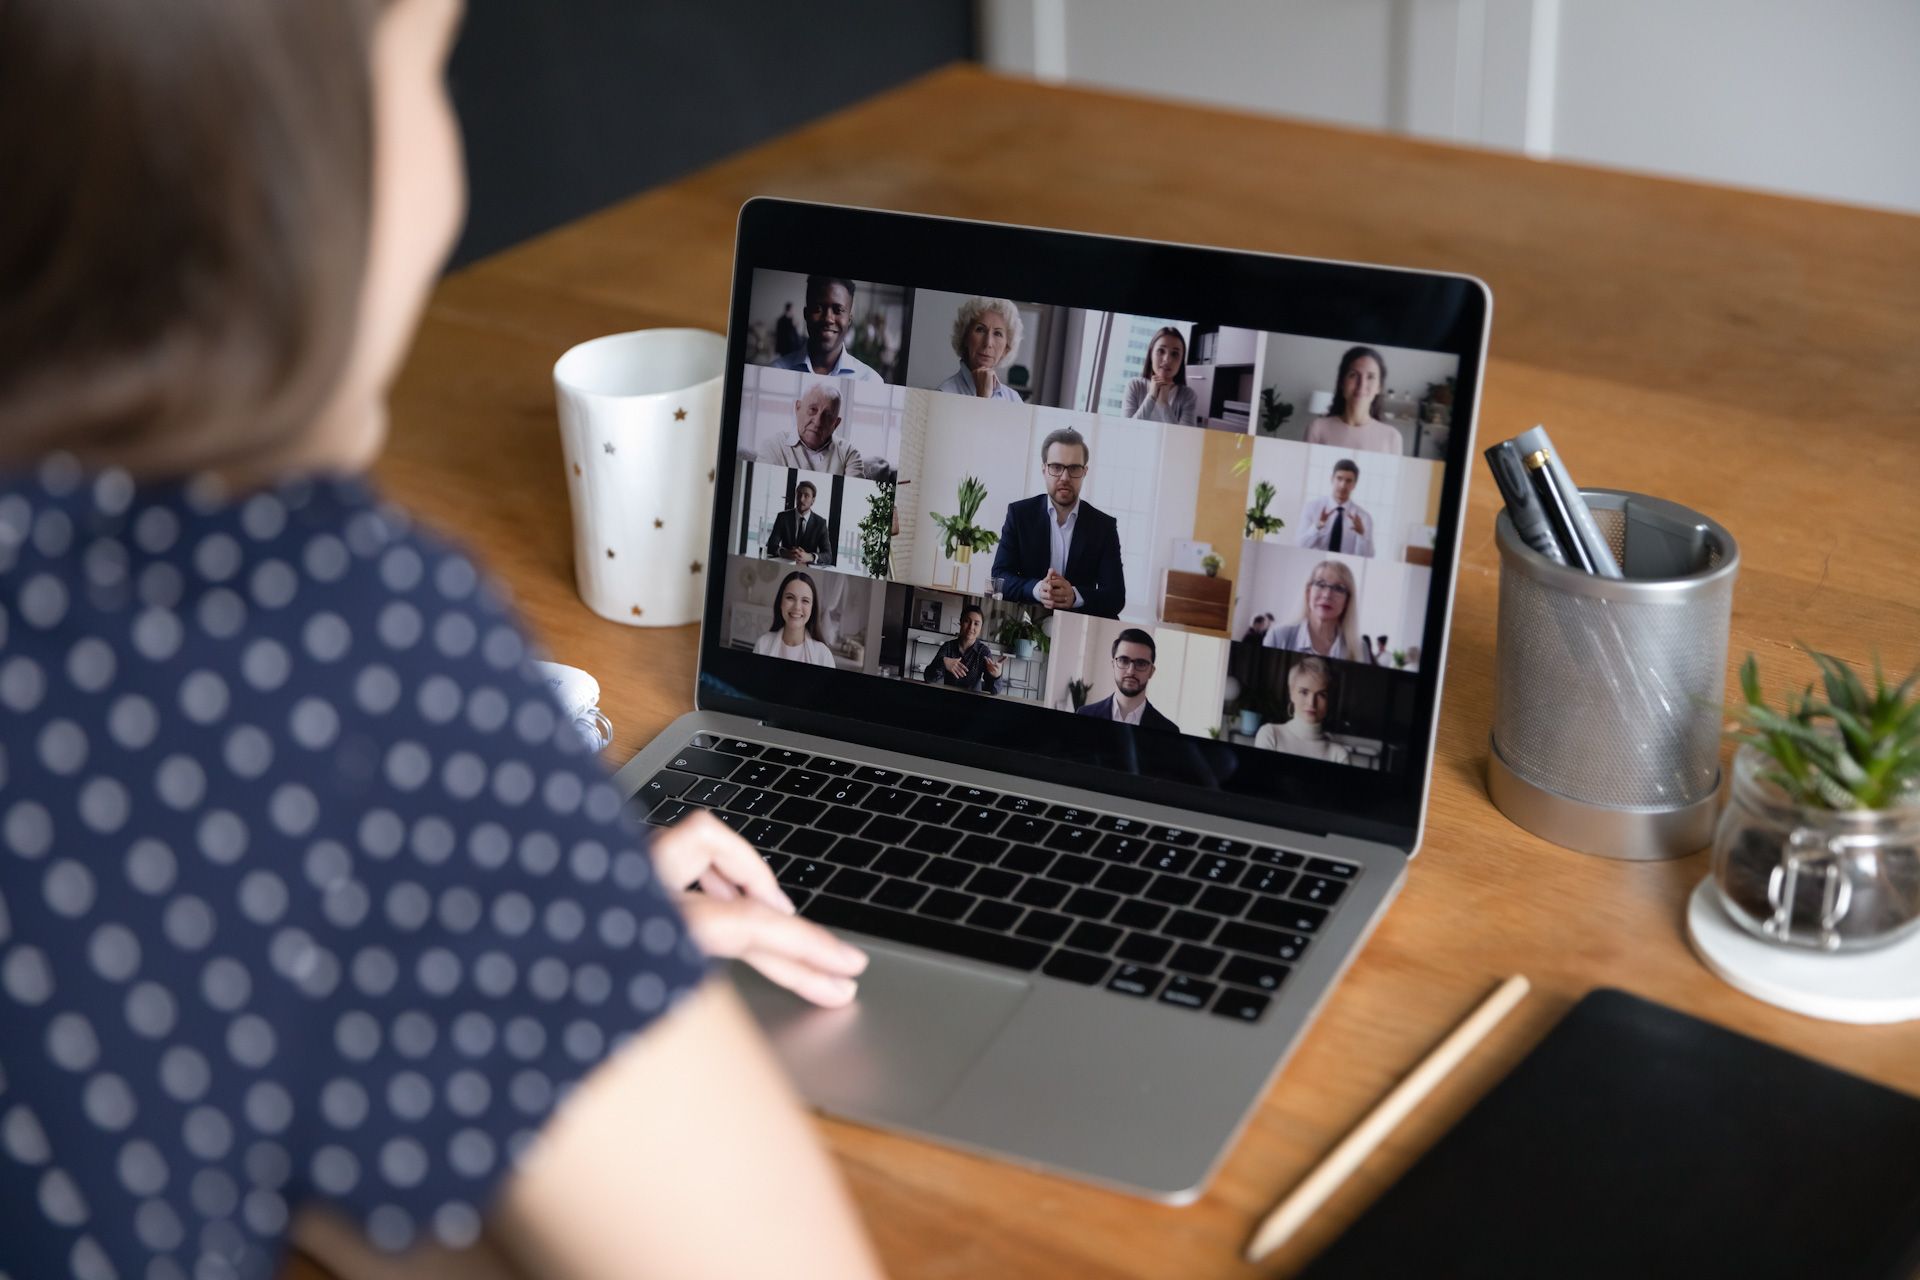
xmin=0 ymin=460 xmax=708 ymax=1280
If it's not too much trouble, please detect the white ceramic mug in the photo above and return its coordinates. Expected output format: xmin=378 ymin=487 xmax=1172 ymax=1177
xmin=554 ymin=328 xmax=724 ymax=627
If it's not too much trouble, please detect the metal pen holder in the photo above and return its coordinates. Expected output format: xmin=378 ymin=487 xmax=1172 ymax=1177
xmin=1488 ymin=489 xmax=1740 ymax=860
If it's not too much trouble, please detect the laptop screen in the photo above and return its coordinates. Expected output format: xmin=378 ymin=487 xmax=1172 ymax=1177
xmin=700 ymin=202 xmax=1487 ymax=850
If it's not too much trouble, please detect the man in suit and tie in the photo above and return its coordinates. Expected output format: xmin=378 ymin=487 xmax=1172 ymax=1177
xmin=1296 ymin=457 xmax=1374 ymax=557
xmin=1076 ymin=629 xmax=1179 ymax=731
xmin=765 ymin=479 xmax=833 ymax=567
xmin=991 ymin=427 xmax=1126 ymax=618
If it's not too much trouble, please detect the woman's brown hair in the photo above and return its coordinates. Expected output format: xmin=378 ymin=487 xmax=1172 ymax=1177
xmin=0 ymin=0 xmax=383 ymax=477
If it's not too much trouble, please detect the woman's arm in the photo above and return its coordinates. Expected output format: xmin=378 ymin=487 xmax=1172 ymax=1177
xmin=1121 ymin=377 xmax=1149 ymax=418
xmin=1175 ymin=386 xmax=1198 ymax=426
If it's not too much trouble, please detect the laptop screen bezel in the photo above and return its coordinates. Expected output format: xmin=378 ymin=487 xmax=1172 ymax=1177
xmin=695 ymin=199 xmax=1488 ymax=853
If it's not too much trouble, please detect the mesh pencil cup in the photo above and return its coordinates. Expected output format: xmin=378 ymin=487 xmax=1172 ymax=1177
xmin=1487 ymin=489 xmax=1740 ymax=860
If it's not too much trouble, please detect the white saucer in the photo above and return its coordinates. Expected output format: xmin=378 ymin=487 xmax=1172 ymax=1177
xmin=1686 ymin=878 xmax=1920 ymax=1024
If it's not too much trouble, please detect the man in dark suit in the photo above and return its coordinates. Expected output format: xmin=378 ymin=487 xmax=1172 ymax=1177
xmin=990 ymin=426 xmax=1125 ymax=618
xmin=1076 ymin=628 xmax=1178 ymax=731
xmin=765 ymin=478 xmax=832 ymax=567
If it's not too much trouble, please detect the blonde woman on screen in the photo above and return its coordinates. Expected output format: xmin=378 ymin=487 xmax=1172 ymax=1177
xmin=1254 ymin=657 xmax=1352 ymax=763
xmin=1263 ymin=559 xmax=1374 ymax=663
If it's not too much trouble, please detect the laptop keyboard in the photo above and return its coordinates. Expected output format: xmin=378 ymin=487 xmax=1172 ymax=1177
xmin=633 ymin=734 xmax=1362 ymax=1025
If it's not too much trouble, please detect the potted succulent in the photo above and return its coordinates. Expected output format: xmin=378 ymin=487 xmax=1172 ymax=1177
xmin=1200 ymin=552 xmax=1223 ymax=579
xmin=930 ymin=475 xmax=999 ymax=565
xmin=1391 ymin=648 xmax=1409 ymax=669
xmin=1258 ymin=387 xmax=1295 ymax=436
xmin=856 ymin=484 xmax=894 ymax=578
xmin=1244 ymin=481 xmax=1284 ymax=541
xmin=995 ymin=609 xmax=1048 ymax=660
xmin=1713 ymin=649 xmax=1920 ymax=951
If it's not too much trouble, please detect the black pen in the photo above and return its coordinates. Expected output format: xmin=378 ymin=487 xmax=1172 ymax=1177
xmin=1483 ymin=441 xmax=1567 ymax=565
xmin=1524 ymin=449 xmax=1596 ymax=573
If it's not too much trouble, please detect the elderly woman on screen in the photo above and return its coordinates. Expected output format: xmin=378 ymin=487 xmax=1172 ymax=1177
xmin=1254 ymin=657 xmax=1353 ymax=763
xmin=1264 ymin=559 xmax=1374 ymax=663
xmin=936 ymin=296 xmax=1026 ymax=402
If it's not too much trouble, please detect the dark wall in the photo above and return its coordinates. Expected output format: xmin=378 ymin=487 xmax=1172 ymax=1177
xmin=446 ymin=1 xmax=976 ymax=267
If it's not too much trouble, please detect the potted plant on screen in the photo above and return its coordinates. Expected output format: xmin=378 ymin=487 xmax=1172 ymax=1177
xmin=1200 ymin=552 xmax=1222 ymax=579
xmin=1258 ymin=388 xmax=1295 ymax=436
xmin=1712 ymin=649 xmax=1920 ymax=952
xmin=996 ymin=609 xmax=1048 ymax=660
xmin=1067 ymin=677 xmax=1091 ymax=712
xmin=930 ymin=476 xmax=1000 ymax=565
xmin=856 ymin=484 xmax=894 ymax=578
xmin=1244 ymin=481 xmax=1284 ymax=541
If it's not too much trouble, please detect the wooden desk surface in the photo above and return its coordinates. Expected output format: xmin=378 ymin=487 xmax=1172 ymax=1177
xmin=368 ymin=65 xmax=1920 ymax=1277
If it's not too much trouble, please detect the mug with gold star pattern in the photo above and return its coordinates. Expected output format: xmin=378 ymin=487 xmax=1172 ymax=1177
xmin=553 ymin=328 xmax=724 ymax=627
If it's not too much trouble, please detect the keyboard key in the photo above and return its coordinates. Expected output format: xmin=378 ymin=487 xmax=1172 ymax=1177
xmin=907 ymin=796 xmax=961 ymax=825
xmin=1195 ymin=886 xmax=1251 ymax=917
xmin=667 ymin=747 xmax=740 ymax=778
xmin=906 ymin=825 xmax=962 ymax=855
xmin=951 ymin=786 xmax=1001 ymax=807
xmin=1065 ymin=922 xmax=1122 ymax=954
xmin=1240 ymin=864 xmax=1296 ymax=896
xmin=1094 ymin=865 xmax=1151 ymax=896
xmin=760 ymin=852 xmax=792 ymax=876
xmin=1220 ymin=956 xmax=1290 ymax=993
xmin=955 ymin=835 xmax=1008 ymax=864
xmin=807 ymin=755 xmax=855 ymax=775
xmin=862 ymin=787 xmax=917 ymax=815
xmin=853 ymin=766 xmax=901 ymax=786
xmin=916 ymin=858 xmax=973 ymax=888
xmin=902 ymin=775 xmax=949 ymax=795
xmin=777 ymin=859 xmax=833 ymax=889
xmin=635 ymin=769 xmax=696 ymax=811
xmin=1001 ymin=816 xmax=1053 ymax=844
xmin=1212 ymin=989 xmax=1271 ymax=1023
xmin=819 ymin=779 xmax=873 ymax=807
xmin=1062 ymin=888 xmax=1120 ymax=920
xmin=687 ymin=732 xmax=720 ymax=750
xmin=1107 ymin=964 xmax=1165 ymax=998
xmin=863 ymin=815 xmax=914 ymax=845
xmin=1149 ymin=826 xmax=1199 ymax=847
xmin=646 ymin=800 xmax=700 ymax=827
xmin=1012 ymin=878 xmax=1070 ymax=910
xmin=771 ymin=796 xmax=825 ymax=825
xmin=1196 ymin=836 xmax=1249 ymax=857
xmin=1111 ymin=900 xmax=1169 ymax=931
xmin=1048 ymin=853 xmax=1102 ymax=885
xmin=967 ymin=900 xmax=1023 ymax=932
xmin=824 ymin=868 xmax=882 ymax=900
xmin=817 ymin=805 xmax=871 ymax=835
xmin=773 ymin=769 xmax=827 ymax=798
xmin=827 ymin=839 xmax=881 ymax=868
xmin=785 ymin=889 xmax=813 ymax=912
xmin=1304 ymin=857 xmax=1356 ymax=879
xmin=727 ymin=787 xmax=783 ymax=817
xmin=997 ymin=794 xmax=1046 ymax=814
xmin=966 ymin=867 xmax=1021 ymax=899
xmin=741 ymin=819 xmax=791 ymax=849
xmin=1294 ymin=875 xmax=1348 ymax=906
xmin=953 ymin=806 xmax=1005 ymax=834
xmin=1187 ymin=855 xmax=1248 ymax=884
xmin=1163 ymin=910 xmax=1217 ymax=941
xmin=1215 ymin=922 xmax=1309 ymax=962
xmin=1094 ymin=834 xmax=1151 ymax=863
xmin=1251 ymin=847 xmax=1305 ymax=869
xmin=998 ymin=845 xmax=1053 ymax=875
xmin=709 ymin=810 xmax=747 ymax=833
xmin=1143 ymin=846 xmax=1195 ymax=875
xmin=872 ymin=848 xmax=927 ymax=878
xmin=1159 ymin=976 xmax=1217 ymax=1010
xmin=1015 ymin=910 xmax=1073 ymax=943
xmin=920 ymin=889 xmax=976 ymax=921
xmin=1116 ymin=933 xmax=1172 ymax=964
xmin=1248 ymin=898 xmax=1328 ymax=933
xmin=717 ymin=737 xmax=761 ymax=756
xmin=803 ymin=897 xmax=1048 ymax=972
xmin=871 ymin=878 xmax=928 ymax=911
xmin=1042 ymin=950 xmax=1111 ymax=986
xmin=1048 ymin=804 xmax=1099 ymax=826
xmin=730 ymin=759 xmax=786 ymax=789
xmin=761 ymin=748 xmax=810 ymax=768
xmin=781 ymin=828 xmax=837 ymax=859
xmin=1145 ymin=875 xmax=1200 ymax=906
xmin=1095 ymin=815 xmax=1150 ymax=835
xmin=1043 ymin=825 xmax=1101 ymax=855
xmin=1166 ymin=943 xmax=1225 ymax=976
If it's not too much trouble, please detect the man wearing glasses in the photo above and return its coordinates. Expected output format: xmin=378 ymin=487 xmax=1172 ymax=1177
xmin=990 ymin=427 xmax=1126 ymax=618
xmin=1075 ymin=629 xmax=1178 ymax=730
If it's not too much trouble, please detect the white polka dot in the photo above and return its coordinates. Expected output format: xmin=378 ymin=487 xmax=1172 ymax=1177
xmin=125 ymin=981 xmax=177 ymax=1039
xmin=243 ymin=1188 xmax=289 ymax=1237
xmin=227 ymin=1013 xmax=277 ymax=1067
xmin=37 ymin=718 xmax=89 ymax=775
xmin=468 ymin=822 xmax=510 ymax=869
xmin=481 ymin=626 xmax=525 ymax=671
xmin=345 ymin=510 xmax=391 ymax=556
xmin=312 ymin=1145 xmax=360 ymax=1196
xmin=574 ymin=963 xmax=613 ymax=1005
xmin=417 ymin=948 xmax=462 ymax=996
xmin=71 ymin=1233 xmax=116 ymax=1280
xmin=4 ymin=1104 xmax=52 ymax=1164
xmin=384 ymin=741 xmax=431 ymax=791
xmin=240 ymin=492 xmax=286 ymax=540
xmin=249 ymin=559 xmax=297 ymax=608
xmin=446 ymin=1071 xmax=491 ymax=1118
xmin=289 ymin=696 xmax=339 ymax=750
xmin=47 ymin=1011 xmax=100 ymax=1071
xmin=33 ymin=505 xmax=74 ymax=556
xmin=132 ymin=607 xmax=185 ymax=661
xmin=544 ymin=771 xmax=585 ymax=815
xmin=354 ymin=663 xmax=402 ymax=715
xmin=193 ymin=532 xmax=242 ymax=581
xmin=244 ymin=1081 xmax=293 ymax=1135
xmin=118 ymin=1139 xmax=170 ymax=1196
xmin=322 ymin=879 xmax=371 ymax=929
xmin=20 ymin=573 xmax=70 ymax=628
xmin=388 ymin=1070 xmax=435 ymax=1121
xmin=78 ymin=776 xmax=131 ymax=834
xmin=543 ymin=899 xmax=585 ymax=943
xmin=295 ymin=535 xmax=345 ymax=587
xmin=303 ymin=839 xmax=352 ymax=889
xmin=597 ymin=907 xmax=637 ymax=949
xmin=134 ymin=506 xmax=180 ymax=554
xmin=492 ymin=760 xmax=535 ymax=806
xmin=392 ymin=1011 xmax=438 ymax=1060
xmin=109 ymin=694 xmax=161 ymax=750
xmin=43 ymin=858 xmax=96 ymax=917
xmin=295 ymin=945 xmax=342 ymax=1000
xmin=386 ymin=882 xmax=432 ymax=931
xmin=442 ymin=751 xmax=486 ymax=799
xmin=569 ymin=840 xmax=610 ymax=884
xmin=358 ymin=808 xmax=404 ymax=858
xmin=377 ymin=600 xmax=423 ymax=650
xmin=351 ymin=947 xmax=398 ymax=997
xmin=433 ymin=1201 xmax=483 ymax=1249
xmin=179 ymin=670 xmax=230 ymax=723
xmin=450 ymin=1013 xmax=495 ymax=1059
xmin=474 ymin=952 xmax=516 ymax=997
xmin=66 ymin=637 xmax=117 ymax=693
xmin=136 ymin=1197 xmax=186 ymax=1252
xmin=183 ymin=1105 xmax=234 ymax=1160
xmin=434 ymin=555 xmax=478 ymax=600
xmin=446 ymin=1127 xmax=497 ymax=1181
xmin=126 ymin=838 xmax=178 ymax=894
xmin=584 ymin=784 xmax=622 ymax=824
xmin=303 ymin=611 xmax=352 ymax=662
xmin=508 ymin=1068 xmax=552 ymax=1112
xmin=465 ymin=687 xmax=510 ymax=732
xmin=4 ymin=944 xmax=55 ymax=1004
xmin=82 ymin=537 xmax=130 ymax=591
xmin=246 ymin=1138 xmax=292 ymax=1189
xmin=82 ymin=1072 xmax=138 ymax=1131
xmin=39 ymin=1166 xmax=89 ymax=1226
xmin=163 ymin=895 xmax=217 ymax=951
xmin=196 ymin=810 xmax=248 ymax=864
xmin=514 ymin=699 xmax=558 ymax=744
xmin=88 ymin=923 xmax=141 ymax=982
xmin=437 ymin=886 xmax=481 ymax=933
xmin=201 ymin=956 xmax=252 ymax=1012
xmin=416 ymin=674 xmax=462 ymax=723
xmin=490 ymin=891 xmax=534 ymax=936
xmin=190 ymin=1166 xmax=239 ymax=1218
xmin=367 ymin=1204 xmax=415 ymax=1251
xmin=0 ymin=491 xmax=27 ymax=542
xmin=222 ymin=724 xmax=273 ymax=778
xmin=641 ymin=916 xmax=678 ymax=956
xmin=380 ymin=546 xmax=424 ymax=592
xmin=628 ymin=972 xmax=666 ymax=1013
xmin=155 ymin=754 xmax=207 ymax=810
xmin=268 ymin=784 xmax=318 ymax=838
xmin=528 ymin=957 xmax=570 ymax=1001
xmin=433 ymin=612 xmax=478 ymax=658
xmin=240 ymin=638 xmax=291 ymax=691
xmin=6 ymin=799 xmax=55 ymax=858
xmin=1 ymin=655 xmax=48 ymax=712
xmin=321 ymin=1078 xmax=370 ymax=1130
xmin=137 ymin=560 xmax=184 ymax=609
xmin=196 ymin=585 xmax=248 ymax=638
xmin=564 ymin=1019 xmax=606 ymax=1062
xmin=159 ymin=1046 xmax=212 ymax=1102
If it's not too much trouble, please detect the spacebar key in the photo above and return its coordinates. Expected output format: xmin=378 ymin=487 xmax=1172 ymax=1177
xmin=804 ymin=897 xmax=1048 ymax=972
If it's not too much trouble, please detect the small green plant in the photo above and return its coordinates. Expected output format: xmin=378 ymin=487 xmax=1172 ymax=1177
xmin=1732 ymin=649 xmax=1920 ymax=811
xmin=1244 ymin=481 xmax=1284 ymax=540
xmin=995 ymin=608 xmax=1049 ymax=655
xmin=1392 ymin=648 xmax=1409 ymax=669
xmin=856 ymin=484 xmax=894 ymax=577
xmin=1200 ymin=552 xmax=1222 ymax=578
xmin=1067 ymin=677 xmax=1091 ymax=711
xmin=1258 ymin=387 xmax=1295 ymax=436
xmin=929 ymin=475 xmax=1000 ymax=561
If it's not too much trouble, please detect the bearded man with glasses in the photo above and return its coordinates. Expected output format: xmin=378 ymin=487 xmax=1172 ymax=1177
xmin=990 ymin=426 xmax=1127 ymax=617
xmin=1075 ymin=629 xmax=1179 ymax=730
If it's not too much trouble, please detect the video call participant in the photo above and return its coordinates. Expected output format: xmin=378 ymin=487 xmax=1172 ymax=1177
xmin=1253 ymin=657 xmax=1352 ymax=763
xmin=765 ymin=479 xmax=833 ymax=567
xmin=1076 ymin=629 xmax=1178 ymax=730
xmin=936 ymin=296 xmax=1025 ymax=402
xmin=754 ymin=571 xmax=839 ymax=666
xmin=1304 ymin=345 xmax=1403 ymax=456
xmin=1241 ymin=612 xmax=1274 ymax=644
xmin=758 ymin=381 xmax=866 ymax=476
xmin=1296 ymin=458 xmax=1374 ymax=557
xmin=992 ymin=427 xmax=1126 ymax=618
xmin=1122 ymin=326 xmax=1198 ymax=425
xmin=769 ymin=275 xmax=881 ymax=381
xmin=775 ymin=301 xmax=801 ymax=355
xmin=1264 ymin=558 xmax=1374 ymax=663
xmin=922 ymin=603 xmax=1003 ymax=694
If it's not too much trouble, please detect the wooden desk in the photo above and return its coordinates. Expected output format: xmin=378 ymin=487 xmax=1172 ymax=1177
xmin=361 ymin=65 xmax=1920 ymax=1278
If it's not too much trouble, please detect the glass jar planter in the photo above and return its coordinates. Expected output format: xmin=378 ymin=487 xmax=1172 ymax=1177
xmin=1711 ymin=745 xmax=1920 ymax=952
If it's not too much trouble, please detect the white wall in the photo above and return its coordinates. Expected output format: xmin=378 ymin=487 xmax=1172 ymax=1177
xmin=982 ymin=0 xmax=1920 ymax=214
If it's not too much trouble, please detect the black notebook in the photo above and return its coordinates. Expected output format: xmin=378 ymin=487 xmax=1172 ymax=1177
xmin=1299 ymin=988 xmax=1920 ymax=1280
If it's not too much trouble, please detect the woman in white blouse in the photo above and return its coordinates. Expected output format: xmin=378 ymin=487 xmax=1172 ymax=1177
xmin=1254 ymin=657 xmax=1352 ymax=763
xmin=936 ymin=296 xmax=1026 ymax=402
xmin=1263 ymin=559 xmax=1375 ymax=663
xmin=754 ymin=570 xmax=839 ymax=666
xmin=1122 ymin=326 xmax=1198 ymax=425
xmin=1303 ymin=345 xmax=1403 ymax=455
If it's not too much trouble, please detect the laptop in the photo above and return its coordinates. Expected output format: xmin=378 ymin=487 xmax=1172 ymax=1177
xmin=610 ymin=199 xmax=1490 ymax=1202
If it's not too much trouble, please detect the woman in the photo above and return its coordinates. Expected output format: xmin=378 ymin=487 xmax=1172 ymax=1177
xmin=1122 ymin=326 xmax=1198 ymax=425
xmin=1264 ymin=559 xmax=1374 ymax=663
xmin=754 ymin=570 xmax=839 ymax=667
xmin=0 ymin=3 xmax=879 ymax=1278
xmin=935 ymin=296 xmax=1025 ymax=402
xmin=1303 ymin=345 xmax=1403 ymax=455
xmin=1254 ymin=657 xmax=1352 ymax=763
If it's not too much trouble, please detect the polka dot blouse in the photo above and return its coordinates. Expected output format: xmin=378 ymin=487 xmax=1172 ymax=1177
xmin=0 ymin=461 xmax=709 ymax=1280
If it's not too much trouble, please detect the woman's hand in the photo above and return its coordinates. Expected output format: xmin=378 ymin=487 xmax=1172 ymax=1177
xmin=1149 ymin=373 xmax=1175 ymax=404
xmin=651 ymin=812 xmax=868 ymax=1006
xmin=972 ymin=366 xmax=1000 ymax=398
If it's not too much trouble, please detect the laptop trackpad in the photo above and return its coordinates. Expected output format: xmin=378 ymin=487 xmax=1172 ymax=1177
xmin=731 ymin=946 xmax=1031 ymax=1120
